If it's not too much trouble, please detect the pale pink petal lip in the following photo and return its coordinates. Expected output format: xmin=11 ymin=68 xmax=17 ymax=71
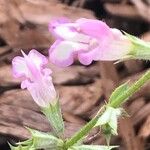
xmin=28 ymin=49 xmax=48 ymax=68
xmin=49 ymin=40 xmax=75 ymax=67
xmin=12 ymin=50 xmax=49 ymax=79
xmin=12 ymin=56 xmax=28 ymax=78
xmin=49 ymin=39 xmax=90 ymax=67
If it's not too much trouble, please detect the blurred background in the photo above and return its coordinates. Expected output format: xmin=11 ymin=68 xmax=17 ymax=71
xmin=0 ymin=0 xmax=150 ymax=149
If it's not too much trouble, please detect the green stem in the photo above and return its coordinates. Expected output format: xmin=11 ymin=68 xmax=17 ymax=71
xmin=65 ymin=70 xmax=150 ymax=149
xmin=65 ymin=107 xmax=104 ymax=149
xmin=110 ymin=70 xmax=150 ymax=108
xmin=65 ymin=117 xmax=97 ymax=148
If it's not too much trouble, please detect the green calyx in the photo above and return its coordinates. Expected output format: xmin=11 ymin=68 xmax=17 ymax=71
xmin=125 ymin=32 xmax=150 ymax=60
xmin=41 ymin=100 xmax=65 ymax=138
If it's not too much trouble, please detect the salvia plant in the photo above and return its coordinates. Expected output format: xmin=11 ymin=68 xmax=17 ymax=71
xmin=10 ymin=18 xmax=150 ymax=150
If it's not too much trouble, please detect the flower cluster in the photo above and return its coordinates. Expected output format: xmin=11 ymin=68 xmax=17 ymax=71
xmin=11 ymin=17 xmax=150 ymax=150
xmin=12 ymin=18 xmax=150 ymax=107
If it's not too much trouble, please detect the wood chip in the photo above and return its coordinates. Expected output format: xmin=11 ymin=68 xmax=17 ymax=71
xmin=19 ymin=2 xmax=95 ymax=24
xmin=132 ymin=103 xmax=150 ymax=125
xmin=128 ymin=97 xmax=145 ymax=116
xmin=59 ymin=79 xmax=103 ymax=115
xmin=0 ymin=65 xmax=20 ymax=87
xmin=49 ymin=63 xmax=99 ymax=85
xmin=104 ymin=3 xmax=142 ymax=19
xmin=139 ymin=115 xmax=150 ymax=138
xmin=0 ymin=89 xmax=86 ymax=139
xmin=119 ymin=117 xmax=143 ymax=150
xmin=124 ymin=60 xmax=143 ymax=74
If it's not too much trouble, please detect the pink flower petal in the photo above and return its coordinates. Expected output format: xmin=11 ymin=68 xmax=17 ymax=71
xmin=76 ymin=18 xmax=111 ymax=39
xmin=42 ymin=68 xmax=52 ymax=76
xmin=53 ymin=24 xmax=90 ymax=43
xmin=111 ymin=28 xmax=123 ymax=38
xmin=21 ymin=79 xmax=29 ymax=89
xmin=78 ymin=47 xmax=99 ymax=65
xmin=12 ymin=56 xmax=28 ymax=78
xmin=49 ymin=18 xmax=70 ymax=40
xmin=28 ymin=49 xmax=48 ymax=69
xmin=49 ymin=40 xmax=88 ymax=67
xmin=49 ymin=18 xmax=91 ymax=43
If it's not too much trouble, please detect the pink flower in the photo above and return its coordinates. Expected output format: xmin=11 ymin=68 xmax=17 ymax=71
xmin=12 ymin=50 xmax=56 ymax=107
xmin=49 ymin=18 xmax=132 ymax=67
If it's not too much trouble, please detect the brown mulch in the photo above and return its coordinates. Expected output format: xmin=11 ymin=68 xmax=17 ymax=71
xmin=0 ymin=0 xmax=150 ymax=149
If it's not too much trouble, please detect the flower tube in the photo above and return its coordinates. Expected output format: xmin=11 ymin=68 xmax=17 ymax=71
xmin=49 ymin=18 xmax=150 ymax=67
xmin=12 ymin=50 xmax=56 ymax=107
xmin=49 ymin=18 xmax=132 ymax=67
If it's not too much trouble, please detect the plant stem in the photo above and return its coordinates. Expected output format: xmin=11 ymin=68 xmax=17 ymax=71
xmin=65 ymin=117 xmax=97 ymax=148
xmin=65 ymin=70 xmax=150 ymax=149
xmin=110 ymin=70 xmax=150 ymax=108
xmin=65 ymin=107 xmax=104 ymax=149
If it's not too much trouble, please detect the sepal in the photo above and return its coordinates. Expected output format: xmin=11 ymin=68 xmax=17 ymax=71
xmin=95 ymin=106 xmax=122 ymax=134
xmin=42 ymin=99 xmax=64 ymax=138
xmin=124 ymin=32 xmax=150 ymax=60
xmin=95 ymin=106 xmax=122 ymax=145
xmin=124 ymin=32 xmax=150 ymax=46
xmin=9 ymin=143 xmax=34 ymax=150
xmin=108 ymin=81 xmax=129 ymax=106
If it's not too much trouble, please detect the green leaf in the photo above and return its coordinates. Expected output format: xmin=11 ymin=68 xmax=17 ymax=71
xmin=109 ymin=82 xmax=129 ymax=104
xmin=95 ymin=107 xmax=122 ymax=129
xmin=68 ymin=145 xmax=117 ymax=150
xmin=27 ymin=128 xmax=64 ymax=149
xmin=10 ymin=127 xmax=64 ymax=150
xmin=95 ymin=106 xmax=122 ymax=145
xmin=42 ymin=100 xmax=64 ymax=138
xmin=109 ymin=70 xmax=150 ymax=108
